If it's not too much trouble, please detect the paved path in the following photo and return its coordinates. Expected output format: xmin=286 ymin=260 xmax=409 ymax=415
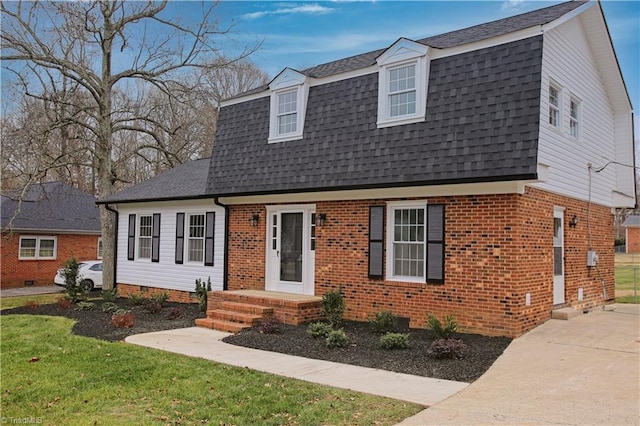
xmin=125 ymin=327 xmax=468 ymax=406
xmin=0 ymin=285 xmax=63 ymax=298
xmin=399 ymin=304 xmax=640 ymax=425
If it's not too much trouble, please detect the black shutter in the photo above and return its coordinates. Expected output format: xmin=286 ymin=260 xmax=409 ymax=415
xmin=426 ymin=204 xmax=445 ymax=283
xmin=127 ymin=214 xmax=136 ymax=261
xmin=368 ymin=206 xmax=384 ymax=278
xmin=204 ymin=211 xmax=215 ymax=266
xmin=175 ymin=213 xmax=185 ymax=264
xmin=151 ymin=213 xmax=161 ymax=263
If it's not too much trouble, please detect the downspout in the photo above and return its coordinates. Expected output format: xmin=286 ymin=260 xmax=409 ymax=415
xmin=104 ymin=204 xmax=118 ymax=289
xmin=214 ymin=197 xmax=229 ymax=291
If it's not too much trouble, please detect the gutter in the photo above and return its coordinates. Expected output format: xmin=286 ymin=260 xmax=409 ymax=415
xmin=104 ymin=204 xmax=119 ymax=289
xmin=214 ymin=197 xmax=229 ymax=291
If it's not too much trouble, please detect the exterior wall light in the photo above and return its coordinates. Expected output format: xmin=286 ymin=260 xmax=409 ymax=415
xmin=569 ymin=215 xmax=578 ymax=228
xmin=250 ymin=213 xmax=260 ymax=227
xmin=317 ymin=213 xmax=327 ymax=226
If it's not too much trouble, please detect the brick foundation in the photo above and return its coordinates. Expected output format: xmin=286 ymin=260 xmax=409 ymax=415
xmin=226 ymin=187 xmax=614 ymax=337
xmin=116 ymin=283 xmax=197 ymax=304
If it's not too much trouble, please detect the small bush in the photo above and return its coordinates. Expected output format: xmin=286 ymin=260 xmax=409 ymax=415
xmin=102 ymin=288 xmax=118 ymax=301
xmin=380 ymin=332 xmax=409 ymax=350
xmin=258 ymin=315 xmax=281 ymax=334
xmin=102 ymin=302 xmax=119 ymax=313
xmin=129 ymin=293 xmax=147 ymax=305
xmin=195 ymin=277 xmax=212 ymax=312
xmin=166 ymin=307 xmax=184 ymax=320
xmin=61 ymin=257 xmax=85 ymax=302
xmin=326 ymin=329 xmax=349 ymax=348
xmin=369 ymin=310 xmax=397 ymax=333
xmin=25 ymin=300 xmax=40 ymax=309
xmin=425 ymin=313 xmax=458 ymax=339
xmin=112 ymin=310 xmax=134 ymax=328
xmin=56 ymin=297 xmax=72 ymax=310
xmin=143 ymin=301 xmax=163 ymax=314
xmin=307 ymin=322 xmax=333 ymax=338
xmin=427 ymin=338 xmax=467 ymax=359
xmin=150 ymin=292 xmax=169 ymax=307
xmin=74 ymin=301 xmax=95 ymax=311
xmin=322 ymin=286 xmax=345 ymax=328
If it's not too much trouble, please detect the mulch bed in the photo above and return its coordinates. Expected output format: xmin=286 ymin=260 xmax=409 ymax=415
xmin=4 ymin=296 xmax=512 ymax=382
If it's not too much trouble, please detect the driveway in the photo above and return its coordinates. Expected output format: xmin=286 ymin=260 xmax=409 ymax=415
xmin=399 ymin=304 xmax=640 ymax=425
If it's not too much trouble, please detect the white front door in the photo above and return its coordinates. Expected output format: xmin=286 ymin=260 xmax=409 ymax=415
xmin=553 ymin=208 xmax=565 ymax=305
xmin=265 ymin=205 xmax=315 ymax=295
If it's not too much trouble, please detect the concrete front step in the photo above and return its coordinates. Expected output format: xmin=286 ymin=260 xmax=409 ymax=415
xmin=217 ymin=301 xmax=274 ymax=315
xmin=551 ymin=307 xmax=581 ymax=320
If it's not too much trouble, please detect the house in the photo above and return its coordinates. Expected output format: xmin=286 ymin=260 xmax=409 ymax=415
xmin=98 ymin=158 xmax=225 ymax=303
xmin=1 ymin=182 xmax=101 ymax=288
xmin=622 ymin=216 xmax=640 ymax=254
xmin=101 ymin=0 xmax=636 ymax=337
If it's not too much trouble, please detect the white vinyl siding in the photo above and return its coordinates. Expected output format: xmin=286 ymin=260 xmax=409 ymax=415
xmin=116 ymin=200 xmax=225 ymax=293
xmin=19 ymin=236 xmax=57 ymax=260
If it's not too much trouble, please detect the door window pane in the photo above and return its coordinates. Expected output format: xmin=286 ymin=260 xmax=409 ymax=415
xmin=280 ymin=213 xmax=303 ymax=282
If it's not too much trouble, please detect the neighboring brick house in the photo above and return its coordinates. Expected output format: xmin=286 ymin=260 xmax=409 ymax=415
xmin=622 ymin=216 xmax=640 ymax=254
xmin=1 ymin=182 xmax=101 ymax=288
xmin=102 ymin=1 xmax=636 ymax=337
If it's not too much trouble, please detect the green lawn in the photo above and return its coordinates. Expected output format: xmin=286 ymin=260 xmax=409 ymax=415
xmin=0 ymin=293 xmax=62 ymax=310
xmin=0 ymin=315 xmax=422 ymax=425
xmin=615 ymin=267 xmax=640 ymax=292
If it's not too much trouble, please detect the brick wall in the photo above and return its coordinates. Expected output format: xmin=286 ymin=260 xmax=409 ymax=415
xmin=226 ymin=187 xmax=614 ymax=337
xmin=116 ymin=282 xmax=197 ymax=304
xmin=626 ymin=227 xmax=640 ymax=253
xmin=1 ymin=233 xmax=100 ymax=288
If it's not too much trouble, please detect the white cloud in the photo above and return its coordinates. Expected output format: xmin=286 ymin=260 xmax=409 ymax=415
xmin=501 ymin=0 xmax=527 ymax=12
xmin=242 ymin=4 xmax=334 ymax=20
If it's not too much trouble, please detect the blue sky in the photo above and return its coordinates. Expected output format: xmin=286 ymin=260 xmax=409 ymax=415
xmin=203 ymin=0 xmax=639 ymax=132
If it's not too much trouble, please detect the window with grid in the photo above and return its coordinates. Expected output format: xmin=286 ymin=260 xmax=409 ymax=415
xmin=188 ymin=214 xmax=205 ymax=263
xmin=569 ymin=97 xmax=579 ymax=138
xmin=138 ymin=215 xmax=152 ymax=259
xmin=549 ymin=84 xmax=560 ymax=128
xmin=277 ymin=90 xmax=297 ymax=135
xmin=392 ymin=207 xmax=425 ymax=278
xmin=19 ymin=236 xmax=56 ymax=260
xmin=388 ymin=64 xmax=416 ymax=118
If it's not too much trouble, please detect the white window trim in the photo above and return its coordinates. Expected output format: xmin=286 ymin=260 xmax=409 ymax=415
xmin=268 ymin=68 xmax=310 ymax=144
xmin=569 ymin=95 xmax=581 ymax=140
xmin=377 ymin=39 xmax=430 ymax=128
xmin=186 ymin=212 xmax=206 ymax=264
xmin=18 ymin=236 xmax=57 ymax=260
xmin=97 ymin=237 xmax=103 ymax=259
xmin=385 ymin=200 xmax=428 ymax=283
xmin=548 ymin=81 xmax=562 ymax=131
xmin=137 ymin=214 xmax=153 ymax=260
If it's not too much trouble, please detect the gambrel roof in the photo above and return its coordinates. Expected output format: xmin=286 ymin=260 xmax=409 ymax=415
xmin=1 ymin=182 xmax=100 ymax=233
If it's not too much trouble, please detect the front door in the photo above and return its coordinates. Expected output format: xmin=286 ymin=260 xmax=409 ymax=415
xmin=553 ymin=208 xmax=565 ymax=305
xmin=265 ymin=205 xmax=315 ymax=295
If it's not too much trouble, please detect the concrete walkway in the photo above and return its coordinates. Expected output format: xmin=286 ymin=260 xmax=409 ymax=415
xmin=125 ymin=327 xmax=468 ymax=406
xmin=399 ymin=304 xmax=640 ymax=425
xmin=0 ymin=285 xmax=63 ymax=298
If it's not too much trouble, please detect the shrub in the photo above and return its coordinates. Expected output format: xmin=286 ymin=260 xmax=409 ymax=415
xmin=25 ymin=300 xmax=40 ymax=309
xmin=427 ymin=338 xmax=467 ymax=359
xmin=380 ymin=333 xmax=409 ymax=350
xmin=61 ymin=257 xmax=85 ymax=302
xmin=129 ymin=293 xmax=147 ymax=305
xmin=102 ymin=302 xmax=119 ymax=313
xmin=326 ymin=329 xmax=349 ymax=348
xmin=307 ymin=322 xmax=333 ymax=338
xmin=195 ymin=277 xmax=212 ymax=312
xmin=258 ymin=315 xmax=281 ymax=334
xmin=425 ymin=313 xmax=458 ymax=339
xmin=143 ymin=301 xmax=163 ymax=314
xmin=102 ymin=288 xmax=118 ymax=301
xmin=56 ymin=297 xmax=72 ymax=310
xmin=368 ymin=310 xmax=397 ymax=333
xmin=74 ymin=301 xmax=95 ymax=311
xmin=150 ymin=292 xmax=169 ymax=307
xmin=112 ymin=310 xmax=134 ymax=328
xmin=166 ymin=307 xmax=184 ymax=320
xmin=322 ymin=286 xmax=345 ymax=328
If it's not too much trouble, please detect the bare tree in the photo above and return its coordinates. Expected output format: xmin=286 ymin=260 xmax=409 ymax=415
xmin=1 ymin=1 xmax=259 ymax=289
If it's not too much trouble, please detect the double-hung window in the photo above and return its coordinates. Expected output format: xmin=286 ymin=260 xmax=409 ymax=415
xmin=548 ymin=83 xmax=560 ymax=128
xmin=388 ymin=64 xmax=417 ymax=118
xmin=138 ymin=215 xmax=153 ymax=259
xmin=392 ymin=207 xmax=425 ymax=278
xmin=569 ymin=97 xmax=580 ymax=138
xmin=277 ymin=90 xmax=297 ymax=135
xmin=19 ymin=236 xmax=57 ymax=260
xmin=268 ymin=68 xmax=309 ymax=143
xmin=187 ymin=213 xmax=205 ymax=263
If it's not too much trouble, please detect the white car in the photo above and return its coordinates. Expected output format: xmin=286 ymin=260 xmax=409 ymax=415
xmin=54 ymin=260 xmax=103 ymax=292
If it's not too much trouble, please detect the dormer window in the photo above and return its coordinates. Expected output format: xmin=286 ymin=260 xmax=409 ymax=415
xmin=268 ymin=68 xmax=309 ymax=143
xmin=377 ymin=38 xmax=430 ymax=128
